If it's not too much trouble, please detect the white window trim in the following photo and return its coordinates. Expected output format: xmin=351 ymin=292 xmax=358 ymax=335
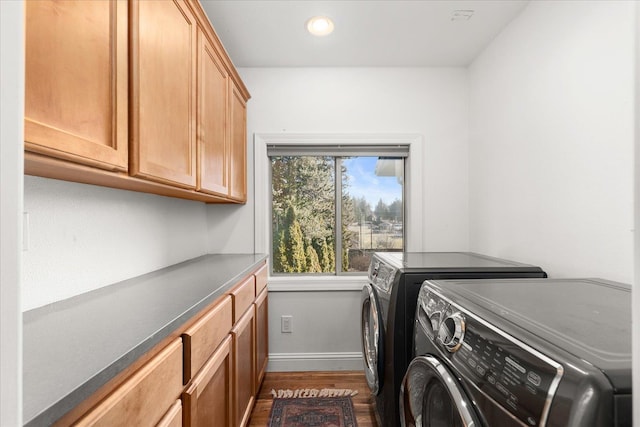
xmin=254 ymin=133 xmax=424 ymax=290
xmin=267 ymin=275 xmax=369 ymax=292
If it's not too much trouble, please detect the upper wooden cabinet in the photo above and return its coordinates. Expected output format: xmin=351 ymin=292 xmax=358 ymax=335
xmin=130 ymin=0 xmax=198 ymax=188
xmin=24 ymin=0 xmax=251 ymax=204
xmin=229 ymin=80 xmax=248 ymax=202
xmin=197 ymin=28 xmax=230 ymax=196
xmin=25 ymin=0 xmax=128 ymax=171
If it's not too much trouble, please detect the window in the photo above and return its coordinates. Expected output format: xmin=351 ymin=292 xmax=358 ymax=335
xmin=255 ymin=134 xmax=423 ymax=285
xmin=269 ymin=145 xmax=407 ymax=275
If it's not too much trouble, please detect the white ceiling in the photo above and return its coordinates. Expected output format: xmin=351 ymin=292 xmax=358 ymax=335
xmin=200 ymin=0 xmax=530 ymax=68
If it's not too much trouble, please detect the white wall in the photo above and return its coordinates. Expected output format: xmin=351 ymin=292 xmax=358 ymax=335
xmin=22 ymin=177 xmax=210 ymax=310
xmin=208 ymin=67 xmax=470 ymax=253
xmin=468 ymin=0 xmax=635 ymax=283
xmin=214 ymin=67 xmax=470 ymax=369
xmin=633 ymin=0 xmax=639 ymax=418
xmin=1 ymin=2 xmax=23 ymax=424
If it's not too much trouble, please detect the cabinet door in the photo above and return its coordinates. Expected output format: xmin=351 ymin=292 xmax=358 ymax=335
xmin=232 ymin=307 xmax=255 ymax=427
xmin=75 ymin=339 xmax=183 ymax=426
xmin=196 ymin=29 xmax=229 ymax=196
xmin=254 ymin=287 xmax=268 ymax=391
xmin=130 ymin=0 xmax=197 ymax=188
xmin=228 ymin=81 xmax=247 ymax=202
xmin=25 ymin=0 xmax=128 ymax=171
xmin=183 ymin=335 xmax=233 ymax=427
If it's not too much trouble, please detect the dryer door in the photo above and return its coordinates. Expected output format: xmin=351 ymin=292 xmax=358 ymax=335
xmin=361 ymin=283 xmax=385 ymax=395
xmin=400 ymin=355 xmax=481 ymax=427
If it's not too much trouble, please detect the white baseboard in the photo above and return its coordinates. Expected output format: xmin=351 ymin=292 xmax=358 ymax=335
xmin=267 ymin=352 xmax=364 ymax=372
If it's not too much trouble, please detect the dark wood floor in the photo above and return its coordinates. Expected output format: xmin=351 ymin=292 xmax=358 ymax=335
xmin=249 ymin=371 xmax=378 ymax=426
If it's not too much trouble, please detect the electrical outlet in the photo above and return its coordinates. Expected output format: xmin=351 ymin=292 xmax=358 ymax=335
xmin=281 ymin=315 xmax=292 ymax=333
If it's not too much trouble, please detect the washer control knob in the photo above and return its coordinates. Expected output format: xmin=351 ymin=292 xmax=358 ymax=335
xmin=428 ymin=311 xmax=441 ymax=333
xmin=437 ymin=312 xmax=465 ymax=352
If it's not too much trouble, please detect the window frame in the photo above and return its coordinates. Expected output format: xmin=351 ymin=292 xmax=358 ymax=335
xmin=254 ymin=133 xmax=424 ymax=290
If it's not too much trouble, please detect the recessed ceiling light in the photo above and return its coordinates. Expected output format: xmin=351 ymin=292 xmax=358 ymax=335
xmin=306 ymin=16 xmax=334 ymax=36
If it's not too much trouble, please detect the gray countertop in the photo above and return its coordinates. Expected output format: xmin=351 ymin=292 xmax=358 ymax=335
xmin=23 ymin=253 xmax=268 ymax=427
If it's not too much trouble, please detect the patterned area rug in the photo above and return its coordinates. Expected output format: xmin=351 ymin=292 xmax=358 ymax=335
xmin=267 ymin=396 xmax=358 ymax=427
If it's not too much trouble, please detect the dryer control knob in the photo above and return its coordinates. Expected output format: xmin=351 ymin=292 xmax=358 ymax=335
xmin=437 ymin=313 xmax=465 ymax=352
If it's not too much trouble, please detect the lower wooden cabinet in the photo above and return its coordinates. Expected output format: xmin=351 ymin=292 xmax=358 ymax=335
xmin=59 ymin=262 xmax=267 ymax=427
xmin=230 ymin=275 xmax=255 ymax=323
xmin=74 ymin=339 xmax=183 ymax=426
xmin=183 ymin=335 xmax=233 ymax=427
xmin=232 ymin=306 xmax=255 ymax=427
xmin=255 ymin=287 xmax=268 ymax=391
xmin=182 ymin=296 xmax=233 ymax=383
xmin=157 ymin=400 xmax=183 ymax=427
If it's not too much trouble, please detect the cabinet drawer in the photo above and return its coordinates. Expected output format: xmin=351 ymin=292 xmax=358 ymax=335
xmin=182 ymin=296 xmax=232 ymax=383
xmin=230 ymin=275 xmax=255 ymax=323
xmin=254 ymin=263 xmax=268 ymax=294
xmin=75 ymin=339 xmax=183 ymax=426
xmin=157 ymin=399 xmax=182 ymax=427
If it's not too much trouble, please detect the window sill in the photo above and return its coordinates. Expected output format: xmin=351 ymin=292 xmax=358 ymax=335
xmin=267 ymin=275 xmax=368 ymax=292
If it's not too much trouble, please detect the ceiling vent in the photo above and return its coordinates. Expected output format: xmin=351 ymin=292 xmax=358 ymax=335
xmin=451 ymin=10 xmax=474 ymax=21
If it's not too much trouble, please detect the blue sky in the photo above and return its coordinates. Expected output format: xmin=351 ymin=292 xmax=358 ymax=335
xmin=343 ymin=157 xmax=403 ymax=208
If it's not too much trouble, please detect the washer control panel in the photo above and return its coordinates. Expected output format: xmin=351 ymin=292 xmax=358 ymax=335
xmin=416 ymin=286 xmax=563 ymax=427
xmin=368 ymin=258 xmax=397 ymax=294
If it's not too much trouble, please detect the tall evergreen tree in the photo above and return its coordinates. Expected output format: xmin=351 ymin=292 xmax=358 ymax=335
xmin=272 ymin=156 xmax=336 ymax=273
xmin=305 ymin=240 xmax=322 ymax=273
xmin=341 ymin=162 xmax=356 ymax=271
xmin=317 ymin=237 xmax=335 ymax=273
xmin=273 ymin=229 xmax=293 ymax=273
xmin=283 ymin=203 xmax=306 ymax=273
xmin=272 ymin=156 xmax=335 ymax=246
